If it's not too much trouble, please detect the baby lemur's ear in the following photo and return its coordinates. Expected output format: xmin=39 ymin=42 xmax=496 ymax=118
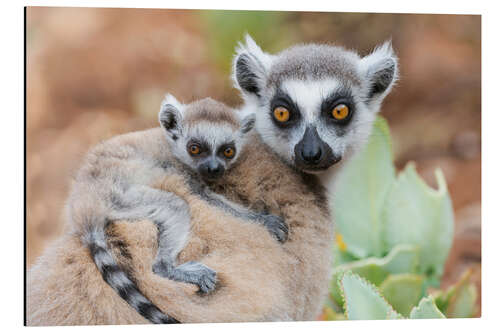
xmin=239 ymin=113 xmax=256 ymax=135
xmin=232 ymin=34 xmax=274 ymax=100
xmin=359 ymin=40 xmax=399 ymax=107
xmin=159 ymin=94 xmax=184 ymax=141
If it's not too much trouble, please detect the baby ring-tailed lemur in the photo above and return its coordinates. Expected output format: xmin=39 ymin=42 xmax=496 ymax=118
xmin=66 ymin=96 xmax=288 ymax=324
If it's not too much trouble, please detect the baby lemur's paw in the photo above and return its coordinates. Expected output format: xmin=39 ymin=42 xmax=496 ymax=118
xmin=178 ymin=261 xmax=218 ymax=294
xmin=152 ymin=260 xmax=172 ymax=277
xmin=153 ymin=260 xmax=217 ymax=294
xmin=261 ymin=214 xmax=289 ymax=243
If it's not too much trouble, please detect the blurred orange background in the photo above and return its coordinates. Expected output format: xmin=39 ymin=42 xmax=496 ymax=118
xmin=26 ymin=7 xmax=480 ymax=307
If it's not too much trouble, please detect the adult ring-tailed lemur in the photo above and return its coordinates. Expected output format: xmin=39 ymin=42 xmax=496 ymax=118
xmin=104 ymin=35 xmax=397 ymax=322
xmin=28 ymin=36 xmax=398 ymax=325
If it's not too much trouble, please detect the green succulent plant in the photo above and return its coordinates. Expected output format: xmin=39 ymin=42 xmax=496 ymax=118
xmin=323 ymin=116 xmax=477 ymax=320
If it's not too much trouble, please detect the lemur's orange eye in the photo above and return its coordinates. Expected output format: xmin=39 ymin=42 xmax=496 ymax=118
xmin=332 ymin=104 xmax=350 ymax=121
xmin=189 ymin=144 xmax=201 ymax=155
xmin=273 ymin=107 xmax=290 ymax=122
xmin=223 ymin=147 xmax=235 ymax=159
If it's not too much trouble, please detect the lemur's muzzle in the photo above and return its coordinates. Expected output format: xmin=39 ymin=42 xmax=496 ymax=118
xmin=199 ymin=158 xmax=225 ymax=181
xmin=294 ymin=126 xmax=341 ymax=172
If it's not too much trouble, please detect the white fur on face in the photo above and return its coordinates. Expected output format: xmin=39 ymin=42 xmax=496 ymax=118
xmin=254 ymin=78 xmax=378 ymax=168
xmin=172 ymin=121 xmax=245 ymax=170
xmin=189 ymin=122 xmax=238 ymax=149
xmin=281 ymin=79 xmax=341 ymax=123
xmin=232 ymin=35 xmax=397 ymax=178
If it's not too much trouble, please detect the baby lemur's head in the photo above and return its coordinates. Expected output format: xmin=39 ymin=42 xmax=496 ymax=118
xmin=159 ymin=95 xmax=255 ymax=182
xmin=232 ymin=35 xmax=398 ymax=174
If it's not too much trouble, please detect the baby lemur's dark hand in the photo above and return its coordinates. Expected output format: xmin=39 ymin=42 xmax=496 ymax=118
xmin=260 ymin=214 xmax=289 ymax=243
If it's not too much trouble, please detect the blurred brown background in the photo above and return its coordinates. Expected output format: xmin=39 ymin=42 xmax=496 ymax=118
xmin=26 ymin=7 xmax=481 ymax=306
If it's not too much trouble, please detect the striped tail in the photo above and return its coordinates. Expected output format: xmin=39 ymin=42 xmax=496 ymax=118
xmin=83 ymin=225 xmax=179 ymax=324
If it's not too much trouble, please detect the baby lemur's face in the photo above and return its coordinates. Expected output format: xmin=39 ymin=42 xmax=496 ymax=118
xmin=159 ymin=96 xmax=255 ymax=182
xmin=232 ymin=36 xmax=398 ymax=174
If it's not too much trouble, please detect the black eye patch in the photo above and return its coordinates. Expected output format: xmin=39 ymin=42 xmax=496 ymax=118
xmin=269 ymin=89 xmax=302 ymax=128
xmin=320 ymin=89 xmax=356 ymax=125
xmin=216 ymin=141 xmax=235 ymax=152
xmin=186 ymin=139 xmax=211 ymax=157
xmin=217 ymin=141 xmax=236 ymax=159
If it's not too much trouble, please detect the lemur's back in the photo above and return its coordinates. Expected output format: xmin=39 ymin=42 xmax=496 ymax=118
xmin=28 ymin=131 xmax=332 ymax=324
xmin=116 ymin=132 xmax=332 ymax=321
xmin=71 ymin=128 xmax=169 ymax=197
xmin=108 ymin=132 xmax=332 ymax=321
xmin=209 ymin=133 xmax=332 ymax=319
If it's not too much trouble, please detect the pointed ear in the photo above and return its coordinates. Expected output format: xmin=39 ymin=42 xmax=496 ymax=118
xmin=239 ymin=113 xmax=256 ymax=135
xmin=360 ymin=41 xmax=399 ymax=106
xmin=232 ymin=34 xmax=273 ymax=99
xmin=159 ymin=94 xmax=184 ymax=141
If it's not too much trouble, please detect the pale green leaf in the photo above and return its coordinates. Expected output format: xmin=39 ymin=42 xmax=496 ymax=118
xmin=409 ymin=296 xmax=445 ymax=319
xmin=382 ymin=164 xmax=454 ymax=281
xmin=435 ymin=268 xmax=478 ymax=318
xmin=341 ymin=272 xmax=401 ymax=320
xmin=448 ymin=283 xmax=477 ymax=318
xmin=379 ymin=274 xmax=424 ymax=317
xmin=333 ymin=116 xmax=395 ymax=258
xmin=379 ymin=244 xmax=420 ymax=275
xmin=330 ymin=244 xmax=420 ymax=306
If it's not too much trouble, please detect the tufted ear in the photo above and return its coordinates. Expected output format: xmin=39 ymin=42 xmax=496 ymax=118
xmin=232 ymin=34 xmax=274 ymax=99
xmin=359 ymin=41 xmax=399 ymax=107
xmin=159 ymin=94 xmax=184 ymax=141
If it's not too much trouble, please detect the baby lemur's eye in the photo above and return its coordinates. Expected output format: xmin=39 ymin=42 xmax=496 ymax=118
xmin=331 ymin=104 xmax=350 ymax=121
xmin=223 ymin=147 xmax=235 ymax=159
xmin=189 ymin=144 xmax=201 ymax=155
xmin=273 ymin=106 xmax=290 ymax=123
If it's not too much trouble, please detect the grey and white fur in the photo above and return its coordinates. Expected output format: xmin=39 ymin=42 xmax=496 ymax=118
xmin=66 ymin=96 xmax=288 ymax=324
xmin=232 ymin=35 xmax=398 ymax=191
xmin=118 ymin=36 xmax=398 ymax=322
xmin=68 ymin=35 xmax=398 ymax=324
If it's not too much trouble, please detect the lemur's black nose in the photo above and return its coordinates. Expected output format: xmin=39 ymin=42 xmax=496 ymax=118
xmin=294 ymin=125 xmax=340 ymax=171
xmin=298 ymin=126 xmax=324 ymax=165
xmin=207 ymin=164 xmax=223 ymax=176
xmin=200 ymin=160 xmax=224 ymax=180
xmin=301 ymin=146 xmax=323 ymax=164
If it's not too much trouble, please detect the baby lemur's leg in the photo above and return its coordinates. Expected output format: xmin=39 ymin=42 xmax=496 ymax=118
xmin=110 ymin=185 xmax=216 ymax=294
xmin=189 ymin=181 xmax=288 ymax=243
